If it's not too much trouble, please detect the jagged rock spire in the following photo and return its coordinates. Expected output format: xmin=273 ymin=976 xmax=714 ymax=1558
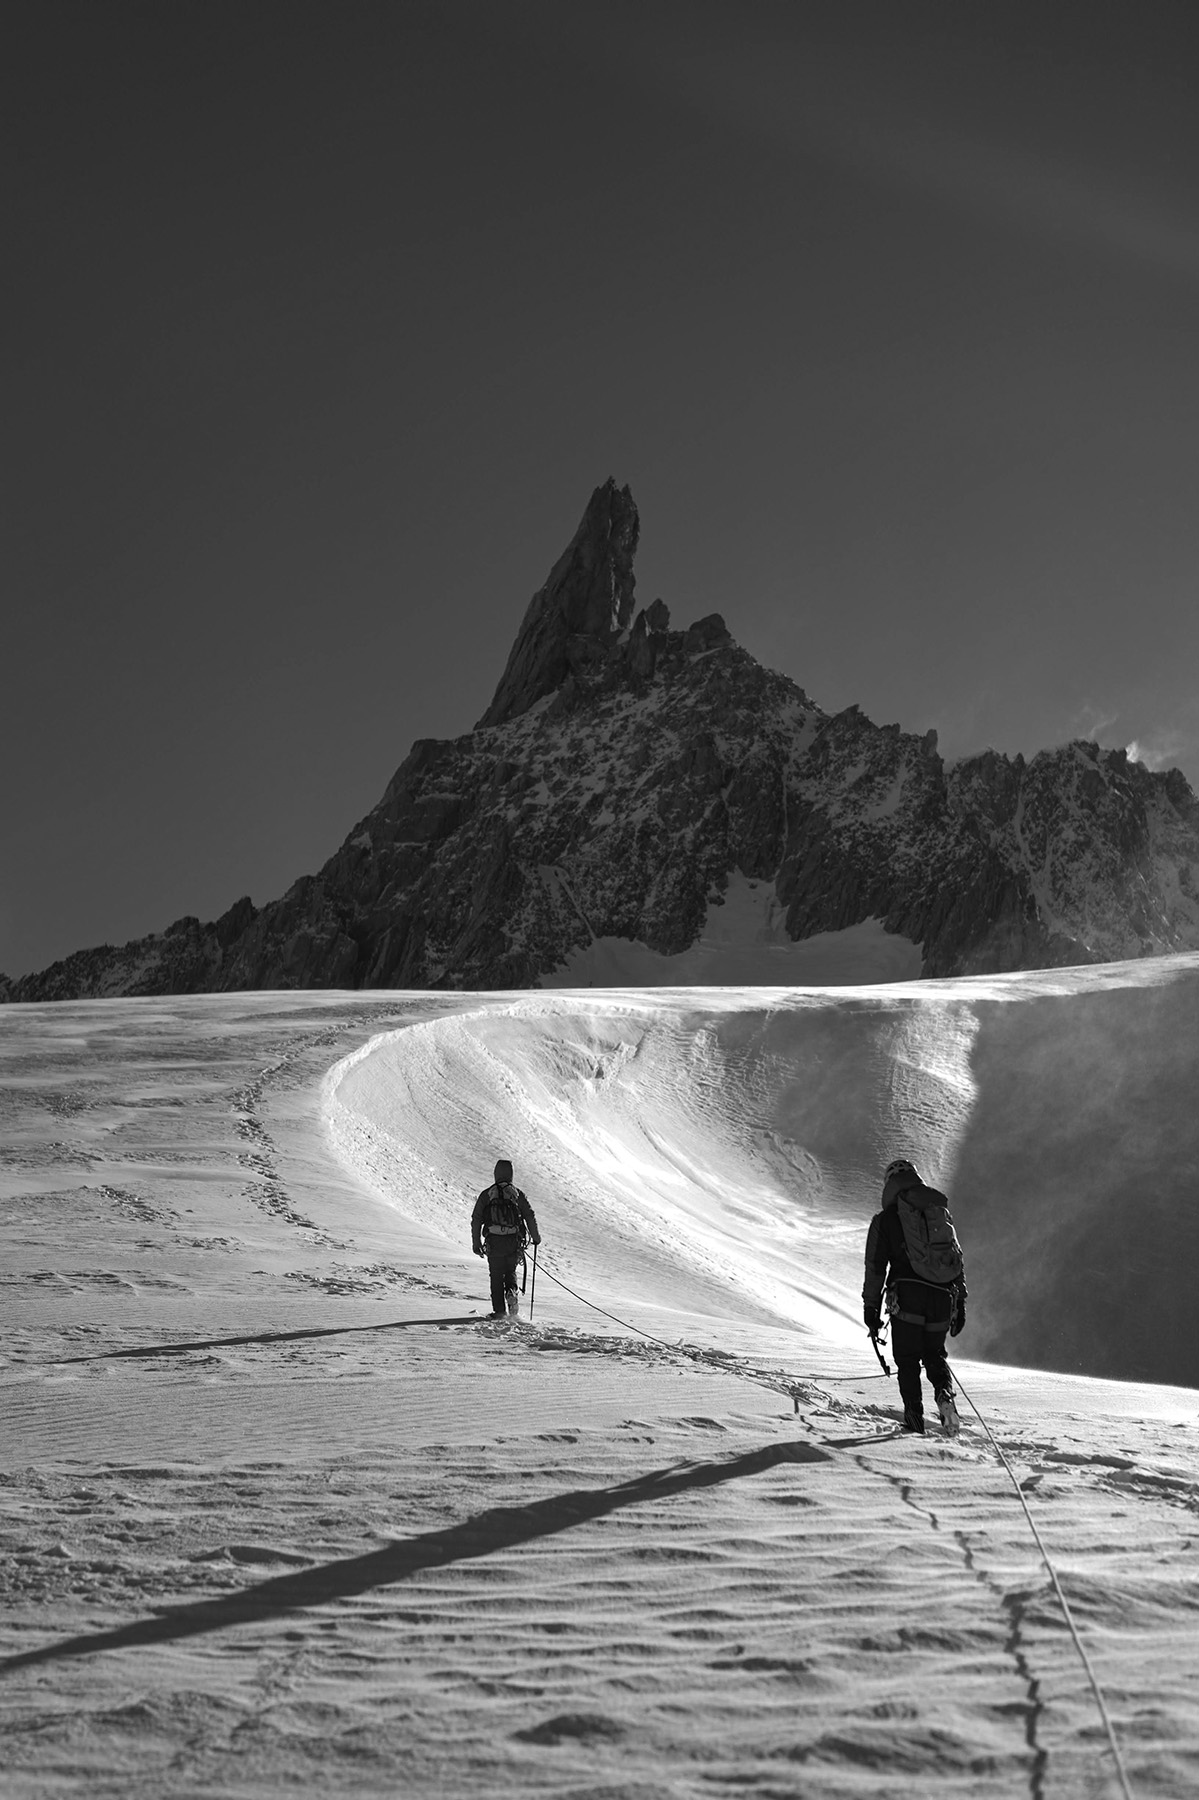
xmin=477 ymin=479 xmax=640 ymax=729
xmin=15 ymin=474 xmax=1199 ymax=1005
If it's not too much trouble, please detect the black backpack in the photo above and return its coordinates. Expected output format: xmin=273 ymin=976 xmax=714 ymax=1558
xmin=485 ymin=1183 xmax=524 ymax=1236
xmin=894 ymin=1182 xmax=964 ymax=1286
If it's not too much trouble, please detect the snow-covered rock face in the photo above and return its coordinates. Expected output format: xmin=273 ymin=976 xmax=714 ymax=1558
xmin=7 ymin=480 xmax=1199 ymax=1000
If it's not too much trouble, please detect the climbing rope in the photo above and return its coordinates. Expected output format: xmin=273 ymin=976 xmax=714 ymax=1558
xmin=534 ymin=1257 xmax=781 ymax=1385
xmin=954 ymin=1373 xmax=1135 ymax=1800
xmin=531 ymin=1256 xmax=1134 ymax=1797
xmin=532 ymin=1256 xmax=812 ymax=1405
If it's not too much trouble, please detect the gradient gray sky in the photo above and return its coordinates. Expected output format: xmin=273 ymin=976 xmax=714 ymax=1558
xmin=5 ymin=0 xmax=1199 ymax=977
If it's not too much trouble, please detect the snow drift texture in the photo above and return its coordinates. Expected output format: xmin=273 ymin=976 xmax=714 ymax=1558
xmin=8 ymin=480 xmax=1199 ymax=1001
xmin=329 ymin=955 xmax=1199 ymax=1389
xmin=5 ymin=964 xmax=1199 ymax=1795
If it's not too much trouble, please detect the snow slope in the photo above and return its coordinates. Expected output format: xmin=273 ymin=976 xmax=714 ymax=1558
xmin=2 ymin=971 xmax=1198 ymax=1797
xmin=540 ymin=878 xmax=924 ymax=988
xmin=332 ymin=955 xmax=1199 ymax=1385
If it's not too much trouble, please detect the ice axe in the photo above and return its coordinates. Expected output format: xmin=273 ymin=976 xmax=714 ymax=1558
xmin=868 ymin=1324 xmax=892 ymax=1378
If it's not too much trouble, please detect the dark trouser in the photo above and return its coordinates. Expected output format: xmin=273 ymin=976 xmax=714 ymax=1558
xmin=485 ymin=1239 xmax=524 ymax=1313
xmin=889 ymin=1281 xmax=954 ymax=1427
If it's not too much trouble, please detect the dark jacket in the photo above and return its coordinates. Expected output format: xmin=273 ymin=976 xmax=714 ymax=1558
xmin=472 ymin=1183 xmax=540 ymax=1256
xmin=862 ymin=1172 xmax=967 ymax=1310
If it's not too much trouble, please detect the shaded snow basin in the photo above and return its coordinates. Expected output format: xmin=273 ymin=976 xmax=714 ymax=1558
xmin=543 ymin=876 xmax=923 ymax=987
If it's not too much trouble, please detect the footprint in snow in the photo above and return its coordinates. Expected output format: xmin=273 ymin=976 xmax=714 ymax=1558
xmin=191 ymin=1544 xmax=313 ymax=1567
xmin=513 ymin=1712 xmax=626 ymax=1746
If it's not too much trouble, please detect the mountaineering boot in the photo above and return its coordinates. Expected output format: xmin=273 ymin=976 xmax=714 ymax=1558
xmin=505 ymin=1286 xmax=519 ymax=1317
xmin=936 ymin=1389 xmax=961 ymax=1438
xmin=902 ymin=1406 xmax=925 ymax=1434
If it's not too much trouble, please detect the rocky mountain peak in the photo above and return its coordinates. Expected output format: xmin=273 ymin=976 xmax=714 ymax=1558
xmin=477 ymin=478 xmax=640 ymax=729
xmin=8 ymin=478 xmax=1199 ymax=1001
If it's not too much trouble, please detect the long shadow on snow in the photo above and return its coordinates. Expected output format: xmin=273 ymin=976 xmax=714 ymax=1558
xmin=54 ymin=1316 xmax=481 ymax=1363
xmin=1 ymin=1439 xmax=830 ymax=1672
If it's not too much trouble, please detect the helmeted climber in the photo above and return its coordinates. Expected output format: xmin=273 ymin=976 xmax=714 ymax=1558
xmin=471 ymin=1159 xmax=541 ymax=1318
xmin=863 ymin=1157 xmax=967 ymax=1436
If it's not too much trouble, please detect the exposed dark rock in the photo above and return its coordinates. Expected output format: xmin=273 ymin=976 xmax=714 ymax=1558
xmin=477 ymin=478 xmax=639 ymax=729
xmin=684 ymin=613 xmax=732 ymax=652
xmin=214 ymin=895 xmax=256 ymax=948
xmin=8 ymin=480 xmax=1199 ymax=1002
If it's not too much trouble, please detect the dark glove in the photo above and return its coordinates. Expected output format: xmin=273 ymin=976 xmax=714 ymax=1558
xmin=473 ymin=1243 xmax=484 ymax=1258
xmin=950 ymin=1298 xmax=965 ymax=1336
xmin=530 ymin=1234 xmax=541 ymax=1247
xmin=864 ymin=1304 xmax=881 ymax=1335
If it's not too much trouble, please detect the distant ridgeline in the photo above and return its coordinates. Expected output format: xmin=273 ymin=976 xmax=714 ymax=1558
xmin=7 ymin=479 xmax=1199 ymax=1000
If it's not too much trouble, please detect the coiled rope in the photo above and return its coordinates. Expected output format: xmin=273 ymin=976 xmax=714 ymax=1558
xmin=530 ymin=1254 xmax=1134 ymax=1799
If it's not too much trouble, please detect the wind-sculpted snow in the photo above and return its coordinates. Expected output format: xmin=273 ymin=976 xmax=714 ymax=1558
xmin=328 ymin=955 xmax=1199 ymax=1387
xmin=4 ymin=983 xmax=1199 ymax=1796
xmin=326 ymin=989 xmax=976 ymax=1349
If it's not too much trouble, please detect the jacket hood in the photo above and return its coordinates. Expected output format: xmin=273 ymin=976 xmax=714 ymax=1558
xmin=494 ymin=1159 xmax=514 ymax=1184
xmin=881 ymin=1166 xmax=921 ymax=1210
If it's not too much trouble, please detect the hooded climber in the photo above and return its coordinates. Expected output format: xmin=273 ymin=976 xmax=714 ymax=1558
xmin=863 ymin=1157 xmax=967 ymax=1436
xmin=471 ymin=1159 xmax=541 ymax=1318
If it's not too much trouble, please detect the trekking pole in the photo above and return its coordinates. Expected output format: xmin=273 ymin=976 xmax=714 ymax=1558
xmin=529 ymin=1242 xmax=538 ymax=1319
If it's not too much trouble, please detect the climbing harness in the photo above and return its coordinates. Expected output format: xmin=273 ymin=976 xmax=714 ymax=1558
xmin=885 ymin=1278 xmax=956 ymax=1333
